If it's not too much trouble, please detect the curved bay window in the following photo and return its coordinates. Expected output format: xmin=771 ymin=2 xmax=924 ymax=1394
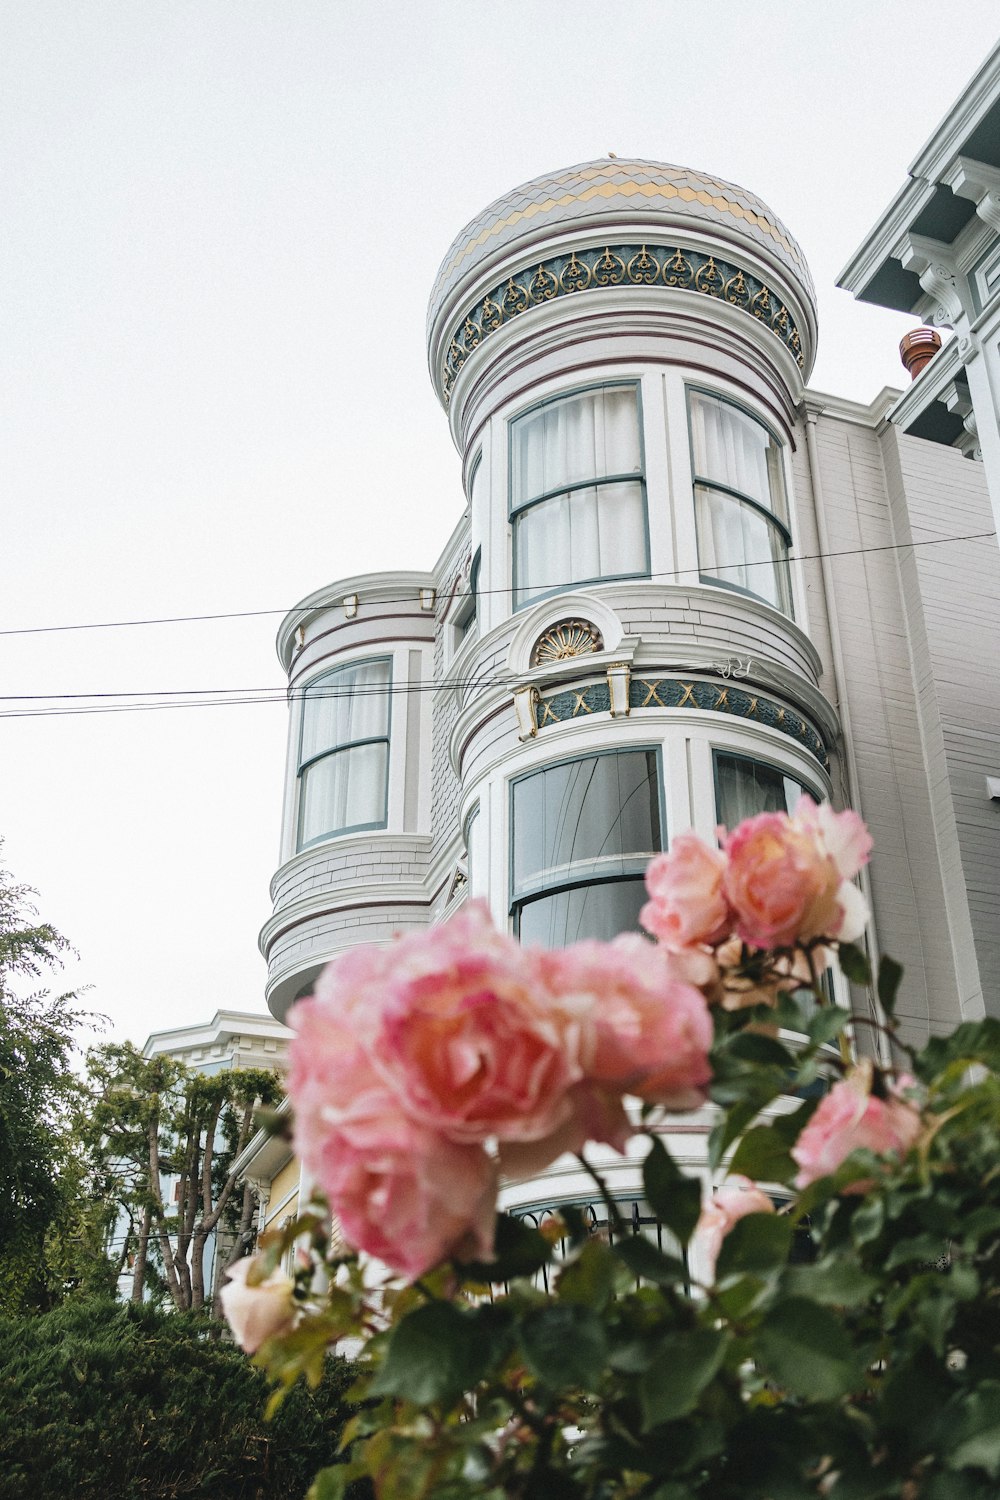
xmin=297 ymin=658 xmax=391 ymax=848
xmin=511 ymin=385 xmax=647 ymax=607
xmin=689 ymin=389 xmax=792 ymax=615
xmin=511 ymin=749 xmax=663 ymax=945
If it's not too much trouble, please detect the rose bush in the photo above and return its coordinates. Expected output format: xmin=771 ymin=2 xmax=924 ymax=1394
xmin=229 ymin=804 xmax=1000 ymax=1500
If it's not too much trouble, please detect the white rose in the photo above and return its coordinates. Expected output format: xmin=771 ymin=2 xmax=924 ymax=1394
xmin=220 ymin=1255 xmax=296 ymax=1353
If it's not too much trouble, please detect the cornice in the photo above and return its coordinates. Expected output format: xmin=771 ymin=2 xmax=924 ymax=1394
xmin=277 ymin=570 xmax=438 ymax=669
xmin=907 ymin=42 xmax=1000 ymax=181
xmin=802 ymin=385 xmax=904 ymax=427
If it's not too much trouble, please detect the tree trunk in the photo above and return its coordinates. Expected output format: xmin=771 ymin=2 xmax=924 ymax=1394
xmin=130 ymin=1201 xmax=151 ymax=1303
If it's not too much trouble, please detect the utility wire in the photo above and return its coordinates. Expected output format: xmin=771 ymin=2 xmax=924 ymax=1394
xmin=0 ymin=528 xmax=993 ymax=637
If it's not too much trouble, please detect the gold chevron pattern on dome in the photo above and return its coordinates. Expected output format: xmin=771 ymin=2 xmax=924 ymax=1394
xmin=427 ymin=160 xmax=815 ymax=334
xmin=441 ymin=241 xmax=804 ymax=403
xmin=439 ymin=177 xmax=806 ymax=288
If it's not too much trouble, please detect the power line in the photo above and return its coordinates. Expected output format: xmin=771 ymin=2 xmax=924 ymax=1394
xmin=0 ymin=528 xmax=993 ymax=638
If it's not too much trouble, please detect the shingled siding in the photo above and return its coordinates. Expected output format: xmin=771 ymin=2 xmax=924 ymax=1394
xmin=883 ymin=425 xmax=1000 ymax=1021
xmin=270 ymin=836 xmax=432 ymax=909
xmin=267 ymin=904 xmax=432 ymax=978
xmin=809 ymin=411 xmax=979 ymax=1045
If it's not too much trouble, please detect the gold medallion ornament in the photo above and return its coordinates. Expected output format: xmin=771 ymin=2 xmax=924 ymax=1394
xmin=531 ymin=618 xmax=604 ymax=666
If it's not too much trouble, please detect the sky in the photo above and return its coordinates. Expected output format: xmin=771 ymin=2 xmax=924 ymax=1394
xmin=3 ymin=2 xmax=999 ymax=1048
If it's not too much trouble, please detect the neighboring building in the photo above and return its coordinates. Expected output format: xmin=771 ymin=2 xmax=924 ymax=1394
xmin=255 ymin=152 xmax=1000 ymax=1240
xmin=142 ymin=1007 xmax=290 ymax=1075
xmin=838 ymin=39 xmax=1000 ymax=521
xmin=119 ymin=1010 xmax=290 ymax=1302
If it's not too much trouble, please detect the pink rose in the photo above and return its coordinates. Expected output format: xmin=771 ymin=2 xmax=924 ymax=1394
xmin=641 ymin=833 xmax=733 ymax=950
xmin=791 ymin=1065 xmax=922 ymax=1192
xmin=220 ymin=1256 xmax=297 ymax=1353
xmin=313 ymin=1110 xmax=498 ymax=1280
xmin=691 ymin=1176 xmax=775 ymax=1281
xmin=541 ymin=935 xmax=714 ymax=1110
xmin=722 ymin=797 xmax=870 ymax=949
xmin=314 ymin=903 xmax=588 ymax=1148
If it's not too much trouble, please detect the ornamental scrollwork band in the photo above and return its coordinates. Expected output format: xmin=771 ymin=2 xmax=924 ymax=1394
xmin=442 ymin=242 xmax=805 ymax=402
xmin=529 ymin=672 xmax=828 ymax=768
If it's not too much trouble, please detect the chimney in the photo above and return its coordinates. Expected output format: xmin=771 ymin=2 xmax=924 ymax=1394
xmin=899 ymin=327 xmax=942 ymax=381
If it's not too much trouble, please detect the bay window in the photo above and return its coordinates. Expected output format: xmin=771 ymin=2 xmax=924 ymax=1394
xmin=296 ymin=658 xmax=391 ymax=848
xmin=511 ymin=749 xmax=663 ymax=945
xmin=510 ymin=385 xmax=647 ymax=607
xmin=689 ymin=389 xmax=792 ymax=615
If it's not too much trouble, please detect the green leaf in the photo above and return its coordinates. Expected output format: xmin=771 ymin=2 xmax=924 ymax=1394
xmin=728 ymin=1124 xmax=796 ymax=1185
xmin=371 ymin=1301 xmax=500 ymax=1407
xmin=727 ymin=1032 xmax=795 ymax=1068
xmin=918 ymin=1017 xmax=1000 ymax=1080
xmin=613 ymin=1234 xmax=687 ymax=1286
xmin=459 ymin=1211 xmax=551 ymax=1282
xmin=942 ymin=1382 xmax=1000 ymax=1477
xmin=715 ymin=1212 xmax=792 ymax=1280
xmin=519 ymin=1302 xmax=608 ymax=1391
xmin=884 ymin=1233 xmax=950 ymax=1270
xmin=307 ymin=1467 xmax=361 ymax=1500
xmin=782 ymin=1258 xmax=878 ymax=1306
xmin=708 ymin=1100 xmax=758 ymax=1171
xmin=754 ymin=1297 xmax=863 ymax=1401
xmin=877 ymin=955 xmax=904 ymax=1018
xmin=556 ymin=1238 xmax=615 ymax=1310
xmin=849 ymin=1195 xmax=885 ymax=1247
xmin=643 ymin=1138 xmax=702 ymax=1247
xmin=640 ymin=1327 xmax=729 ymax=1429
xmin=837 ymin=941 xmax=871 ymax=987
xmin=807 ymin=1005 xmax=852 ymax=1048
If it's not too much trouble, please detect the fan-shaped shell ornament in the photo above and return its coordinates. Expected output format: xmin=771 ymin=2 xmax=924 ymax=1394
xmin=531 ymin=619 xmax=604 ymax=667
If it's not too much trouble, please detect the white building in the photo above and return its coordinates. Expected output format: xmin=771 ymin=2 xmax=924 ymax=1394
xmin=257 ymin=151 xmax=1000 ymax=1232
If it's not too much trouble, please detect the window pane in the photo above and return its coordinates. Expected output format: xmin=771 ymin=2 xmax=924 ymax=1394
xmin=715 ymin=752 xmax=803 ymax=833
xmin=517 ymin=877 xmax=649 ymax=946
xmin=299 ymin=741 xmax=388 ymax=844
xmin=513 ymin=751 xmax=661 ymax=899
xmin=695 ymin=486 xmax=791 ymax=613
xmin=300 ymin=660 xmax=390 ymax=766
xmin=511 ymin=387 xmax=641 ymax=507
xmin=689 ymin=391 xmax=786 ymax=519
xmin=514 ymin=479 xmax=646 ymax=604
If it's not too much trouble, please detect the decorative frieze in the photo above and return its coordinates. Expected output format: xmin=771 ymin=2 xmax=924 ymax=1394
xmin=442 ymin=241 xmax=804 ymax=402
xmin=527 ymin=671 xmax=828 ymax=766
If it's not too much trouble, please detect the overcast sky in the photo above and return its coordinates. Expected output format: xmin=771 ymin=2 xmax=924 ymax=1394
xmin=3 ymin=2 xmax=998 ymax=1048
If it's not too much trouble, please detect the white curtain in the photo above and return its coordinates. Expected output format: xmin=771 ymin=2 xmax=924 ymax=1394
xmin=695 ymin=486 xmax=790 ymax=612
xmin=715 ymin=754 xmax=802 ymax=832
xmin=689 ymin=391 xmax=785 ymax=519
xmin=511 ymin=386 xmax=641 ymax=506
xmin=300 ymin=660 xmax=390 ymax=765
xmin=298 ymin=660 xmax=391 ymax=844
xmin=300 ymin=742 xmax=388 ymax=845
xmin=512 ymin=388 xmax=644 ymax=603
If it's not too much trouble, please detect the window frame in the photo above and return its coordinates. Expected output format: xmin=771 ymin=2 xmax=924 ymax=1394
xmin=508 ymin=744 xmax=665 ymax=941
xmin=295 ymin=654 xmax=393 ymax=850
xmin=508 ymin=380 xmax=650 ymax=610
xmin=686 ymin=385 xmax=793 ymax=616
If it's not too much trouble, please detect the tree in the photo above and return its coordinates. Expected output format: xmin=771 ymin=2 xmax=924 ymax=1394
xmin=0 ymin=849 xmax=96 ymax=1312
xmin=83 ymin=1043 xmax=282 ymax=1313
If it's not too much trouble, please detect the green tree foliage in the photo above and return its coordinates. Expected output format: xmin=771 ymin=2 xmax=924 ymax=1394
xmin=83 ymin=1044 xmax=283 ymax=1311
xmin=0 ymin=850 xmax=98 ymax=1312
xmin=0 ymin=1296 xmax=360 ymax=1500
